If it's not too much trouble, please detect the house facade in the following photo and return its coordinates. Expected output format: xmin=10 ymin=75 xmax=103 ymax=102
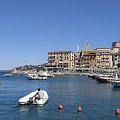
xmin=47 ymin=41 xmax=120 ymax=70
xmin=48 ymin=50 xmax=75 ymax=69
xmin=95 ymin=48 xmax=112 ymax=68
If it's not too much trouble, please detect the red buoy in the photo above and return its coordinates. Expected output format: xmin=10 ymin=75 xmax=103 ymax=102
xmin=77 ymin=106 xmax=82 ymax=112
xmin=58 ymin=104 xmax=63 ymax=110
xmin=115 ymin=108 xmax=120 ymax=114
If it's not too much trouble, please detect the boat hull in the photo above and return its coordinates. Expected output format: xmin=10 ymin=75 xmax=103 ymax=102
xmin=18 ymin=90 xmax=49 ymax=106
xmin=96 ymin=78 xmax=111 ymax=83
xmin=27 ymin=76 xmax=47 ymax=80
xmin=111 ymin=81 xmax=120 ymax=88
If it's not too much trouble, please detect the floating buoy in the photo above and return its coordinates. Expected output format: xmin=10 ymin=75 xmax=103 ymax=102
xmin=77 ymin=106 xmax=82 ymax=112
xmin=58 ymin=104 xmax=63 ymax=110
xmin=115 ymin=108 xmax=120 ymax=114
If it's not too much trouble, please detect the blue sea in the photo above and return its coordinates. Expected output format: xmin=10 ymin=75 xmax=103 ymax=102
xmin=0 ymin=71 xmax=120 ymax=120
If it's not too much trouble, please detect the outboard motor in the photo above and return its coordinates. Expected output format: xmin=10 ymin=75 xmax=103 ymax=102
xmin=27 ymin=97 xmax=33 ymax=104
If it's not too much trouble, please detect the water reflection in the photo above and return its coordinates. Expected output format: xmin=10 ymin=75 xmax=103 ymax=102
xmin=112 ymin=87 xmax=120 ymax=91
xmin=115 ymin=114 xmax=120 ymax=119
xmin=19 ymin=105 xmax=29 ymax=112
xmin=19 ymin=105 xmax=45 ymax=119
xmin=36 ymin=106 xmax=45 ymax=119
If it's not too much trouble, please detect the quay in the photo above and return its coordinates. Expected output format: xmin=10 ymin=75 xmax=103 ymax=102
xmin=54 ymin=67 xmax=118 ymax=76
xmin=11 ymin=65 xmax=118 ymax=76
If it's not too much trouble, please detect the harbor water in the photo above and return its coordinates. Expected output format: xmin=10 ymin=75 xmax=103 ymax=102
xmin=0 ymin=71 xmax=120 ymax=120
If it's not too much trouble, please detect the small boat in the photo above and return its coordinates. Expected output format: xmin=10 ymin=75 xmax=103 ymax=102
xmin=110 ymin=74 xmax=120 ymax=88
xmin=27 ymin=74 xmax=47 ymax=80
xmin=96 ymin=74 xmax=114 ymax=83
xmin=4 ymin=73 xmax=12 ymax=77
xmin=18 ymin=89 xmax=49 ymax=106
xmin=88 ymin=73 xmax=99 ymax=79
xmin=38 ymin=71 xmax=54 ymax=77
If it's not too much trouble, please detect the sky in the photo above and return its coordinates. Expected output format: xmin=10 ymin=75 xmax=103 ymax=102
xmin=0 ymin=0 xmax=120 ymax=70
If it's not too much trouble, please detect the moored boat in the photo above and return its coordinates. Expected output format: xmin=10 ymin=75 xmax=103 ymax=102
xmin=96 ymin=74 xmax=114 ymax=83
xmin=3 ymin=73 xmax=12 ymax=77
xmin=39 ymin=71 xmax=54 ymax=77
xmin=88 ymin=73 xmax=99 ymax=79
xmin=27 ymin=74 xmax=47 ymax=80
xmin=110 ymin=74 xmax=120 ymax=88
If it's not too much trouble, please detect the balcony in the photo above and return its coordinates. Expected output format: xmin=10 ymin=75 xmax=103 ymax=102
xmin=48 ymin=56 xmax=55 ymax=60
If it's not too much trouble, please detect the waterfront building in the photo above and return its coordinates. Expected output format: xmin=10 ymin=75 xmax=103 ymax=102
xmin=47 ymin=40 xmax=119 ymax=71
xmin=112 ymin=41 xmax=120 ymax=69
xmin=75 ymin=40 xmax=96 ymax=68
xmin=48 ymin=50 xmax=75 ymax=70
xmin=95 ymin=48 xmax=112 ymax=68
xmin=112 ymin=41 xmax=120 ymax=53
xmin=112 ymin=52 xmax=120 ymax=69
xmin=75 ymin=46 xmax=82 ymax=68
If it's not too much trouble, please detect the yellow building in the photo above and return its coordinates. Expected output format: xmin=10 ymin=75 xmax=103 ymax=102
xmin=75 ymin=40 xmax=96 ymax=68
xmin=48 ymin=50 xmax=75 ymax=69
xmin=96 ymin=48 xmax=112 ymax=68
xmin=48 ymin=40 xmax=114 ymax=70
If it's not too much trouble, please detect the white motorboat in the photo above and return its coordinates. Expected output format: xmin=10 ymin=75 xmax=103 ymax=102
xmin=27 ymin=74 xmax=47 ymax=80
xmin=39 ymin=71 xmax=54 ymax=77
xmin=4 ymin=73 xmax=12 ymax=77
xmin=111 ymin=81 xmax=120 ymax=88
xmin=18 ymin=90 xmax=49 ymax=106
xmin=96 ymin=74 xmax=114 ymax=83
xmin=110 ymin=74 xmax=120 ymax=88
